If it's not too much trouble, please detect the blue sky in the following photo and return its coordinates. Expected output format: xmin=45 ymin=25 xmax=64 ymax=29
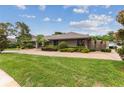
xmin=0 ymin=5 xmax=123 ymax=36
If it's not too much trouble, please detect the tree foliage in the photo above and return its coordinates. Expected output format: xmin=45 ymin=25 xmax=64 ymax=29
xmin=116 ymin=10 xmax=124 ymax=26
xmin=16 ymin=22 xmax=32 ymax=48
xmin=116 ymin=10 xmax=124 ymax=44
xmin=53 ymin=32 xmax=64 ymax=35
xmin=36 ymin=35 xmax=44 ymax=44
xmin=115 ymin=29 xmax=124 ymax=43
xmin=0 ymin=29 xmax=8 ymax=53
xmin=36 ymin=35 xmax=46 ymax=47
xmin=92 ymin=31 xmax=115 ymax=41
xmin=0 ymin=22 xmax=15 ymax=53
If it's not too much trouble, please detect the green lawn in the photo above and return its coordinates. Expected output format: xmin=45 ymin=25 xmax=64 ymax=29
xmin=0 ymin=53 xmax=124 ymax=87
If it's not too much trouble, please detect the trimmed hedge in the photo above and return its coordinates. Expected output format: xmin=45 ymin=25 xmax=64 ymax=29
xmin=59 ymin=47 xmax=90 ymax=53
xmin=101 ymin=49 xmax=111 ymax=52
xmin=81 ymin=48 xmax=90 ymax=53
xmin=59 ymin=48 xmax=76 ymax=52
xmin=42 ymin=45 xmax=58 ymax=51
xmin=75 ymin=46 xmax=85 ymax=52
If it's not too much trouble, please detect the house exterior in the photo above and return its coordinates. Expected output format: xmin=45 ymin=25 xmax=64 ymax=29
xmin=44 ymin=32 xmax=108 ymax=50
xmin=7 ymin=32 xmax=109 ymax=50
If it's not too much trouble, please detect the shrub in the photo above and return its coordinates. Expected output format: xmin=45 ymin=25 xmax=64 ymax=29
xmin=75 ymin=46 xmax=85 ymax=52
xmin=59 ymin=48 xmax=76 ymax=52
xmin=58 ymin=41 xmax=68 ymax=49
xmin=81 ymin=48 xmax=90 ymax=53
xmin=42 ymin=45 xmax=58 ymax=51
xmin=101 ymin=49 xmax=111 ymax=52
xmin=25 ymin=42 xmax=34 ymax=49
xmin=8 ymin=42 xmax=17 ymax=48
xmin=117 ymin=46 xmax=124 ymax=55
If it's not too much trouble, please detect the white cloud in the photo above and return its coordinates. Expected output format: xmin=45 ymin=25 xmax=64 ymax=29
xmin=43 ymin=17 xmax=62 ymax=22
xmin=56 ymin=18 xmax=62 ymax=22
xmin=73 ymin=6 xmax=89 ymax=14
xmin=88 ymin=27 xmax=112 ymax=32
xmin=16 ymin=5 xmax=26 ymax=10
xmin=39 ymin=5 xmax=46 ymax=11
xmin=69 ymin=14 xmax=113 ymax=34
xmin=70 ymin=14 xmax=113 ymax=28
xmin=20 ymin=14 xmax=36 ymax=19
xmin=70 ymin=20 xmax=98 ymax=28
xmin=63 ymin=5 xmax=90 ymax=14
xmin=43 ymin=17 xmax=50 ymax=22
xmin=89 ymin=14 xmax=113 ymax=25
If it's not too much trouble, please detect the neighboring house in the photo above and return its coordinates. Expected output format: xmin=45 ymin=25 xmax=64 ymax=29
xmin=44 ymin=32 xmax=108 ymax=50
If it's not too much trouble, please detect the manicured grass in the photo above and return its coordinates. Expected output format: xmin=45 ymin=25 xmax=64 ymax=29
xmin=0 ymin=53 xmax=124 ymax=87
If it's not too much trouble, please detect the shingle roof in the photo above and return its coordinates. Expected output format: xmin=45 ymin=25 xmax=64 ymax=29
xmin=45 ymin=32 xmax=90 ymax=40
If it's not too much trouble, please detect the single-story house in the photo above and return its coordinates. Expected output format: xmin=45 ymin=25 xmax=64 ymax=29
xmin=7 ymin=32 xmax=109 ymax=50
xmin=44 ymin=32 xmax=108 ymax=50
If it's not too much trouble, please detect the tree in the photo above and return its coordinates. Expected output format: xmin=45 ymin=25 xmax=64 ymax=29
xmin=0 ymin=29 xmax=8 ymax=53
xmin=36 ymin=35 xmax=46 ymax=47
xmin=92 ymin=32 xmax=115 ymax=49
xmin=53 ymin=32 xmax=64 ymax=35
xmin=116 ymin=10 xmax=124 ymax=26
xmin=0 ymin=22 xmax=15 ymax=53
xmin=116 ymin=29 xmax=124 ymax=44
xmin=107 ymin=31 xmax=115 ymax=41
xmin=116 ymin=10 xmax=124 ymax=45
xmin=16 ymin=22 xmax=32 ymax=48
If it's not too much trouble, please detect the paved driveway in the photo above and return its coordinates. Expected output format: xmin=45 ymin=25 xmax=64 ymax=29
xmin=4 ymin=49 xmax=122 ymax=61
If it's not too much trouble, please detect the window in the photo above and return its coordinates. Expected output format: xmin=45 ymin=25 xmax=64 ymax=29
xmin=77 ymin=40 xmax=85 ymax=46
xmin=53 ymin=40 xmax=58 ymax=45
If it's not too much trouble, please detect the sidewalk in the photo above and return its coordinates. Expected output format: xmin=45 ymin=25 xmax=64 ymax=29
xmin=0 ymin=69 xmax=20 ymax=87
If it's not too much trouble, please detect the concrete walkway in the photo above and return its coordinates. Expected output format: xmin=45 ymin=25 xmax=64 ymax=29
xmin=0 ymin=69 xmax=20 ymax=87
xmin=4 ymin=49 xmax=122 ymax=61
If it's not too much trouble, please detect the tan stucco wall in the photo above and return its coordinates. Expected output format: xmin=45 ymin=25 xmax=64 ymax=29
xmin=49 ymin=39 xmax=108 ymax=49
xmin=90 ymin=40 xmax=109 ymax=50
